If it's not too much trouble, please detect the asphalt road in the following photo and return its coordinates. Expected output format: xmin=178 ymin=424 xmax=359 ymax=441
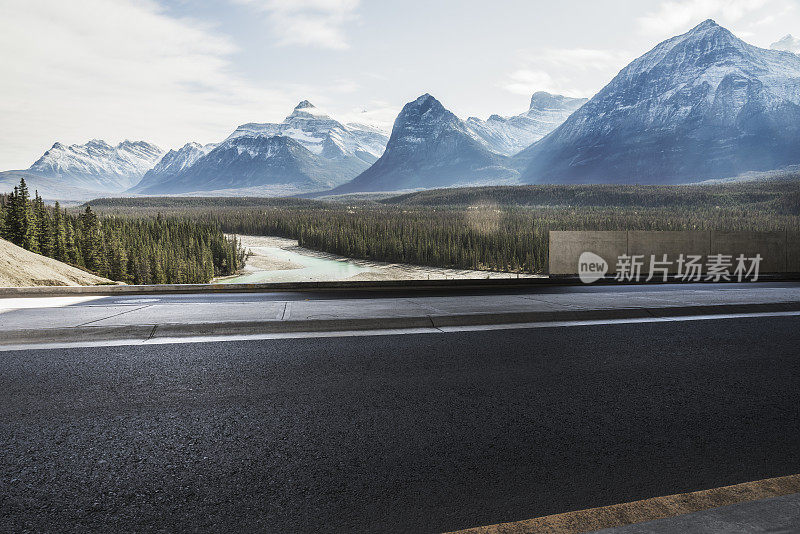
xmin=1 ymin=316 xmax=799 ymax=533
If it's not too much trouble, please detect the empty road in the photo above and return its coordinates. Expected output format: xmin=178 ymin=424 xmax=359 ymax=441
xmin=1 ymin=313 xmax=799 ymax=532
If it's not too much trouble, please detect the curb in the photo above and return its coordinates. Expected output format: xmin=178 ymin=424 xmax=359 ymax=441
xmin=447 ymin=473 xmax=800 ymax=534
xmin=2 ymin=301 xmax=798 ymax=347
xmin=1 ymin=274 xmax=799 ymax=298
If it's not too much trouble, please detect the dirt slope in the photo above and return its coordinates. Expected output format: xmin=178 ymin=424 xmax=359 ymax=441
xmin=0 ymin=238 xmax=113 ymax=287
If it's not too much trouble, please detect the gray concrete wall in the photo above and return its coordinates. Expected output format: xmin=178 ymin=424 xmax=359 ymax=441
xmin=627 ymin=231 xmax=710 ymax=273
xmin=711 ymin=231 xmax=787 ymax=274
xmin=550 ymin=230 xmax=799 ymax=275
xmin=789 ymin=232 xmax=800 ymax=273
xmin=549 ymin=231 xmax=627 ymax=274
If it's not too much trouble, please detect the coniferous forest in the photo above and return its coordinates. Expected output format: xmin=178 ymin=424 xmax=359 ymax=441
xmin=4 ymin=176 xmax=799 ymax=281
xmin=0 ymin=178 xmax=244 ymax=284
xmin=86 ymin=177 xmax=800 ymax=275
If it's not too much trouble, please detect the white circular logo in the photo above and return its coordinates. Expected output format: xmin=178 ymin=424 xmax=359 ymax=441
xmin=578 ymin=252 xmax=608 ymax=284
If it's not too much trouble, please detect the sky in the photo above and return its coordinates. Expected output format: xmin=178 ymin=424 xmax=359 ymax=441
xmin=1 ymin=0 xmax=799 ymax=170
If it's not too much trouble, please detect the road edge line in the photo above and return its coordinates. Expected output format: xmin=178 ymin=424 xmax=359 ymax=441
xmin=2 ymin=302 xmax=800 ymax=347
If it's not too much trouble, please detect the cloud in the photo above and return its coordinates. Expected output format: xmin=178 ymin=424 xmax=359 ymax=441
xmin=637 ymin=0 xmax=793 ymax=39
xmin=771 ymin=34 xmax=800 ymax=53
xmin=503 ymin=69 xmax=556 ymax=96
xmin=501 ymin=48 xmax=633 ymax=98
xmin=0 ymin=0 xmax=299 ymax=170
xmin=233 ymin=0 xmax=360 ymax=49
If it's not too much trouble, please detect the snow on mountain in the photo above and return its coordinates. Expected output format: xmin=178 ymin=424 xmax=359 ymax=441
xmin=130 ymin=142 xmax=215 ymax=193
xmin=134 ymin=101 xmax=390 ymax=195
xmin=466 ymin=92 xmax=588 ymax=156
xmin=328 ymin=94 xmax=519 ymax=194
xmin=134 ymin=135 xmax=367 ymax=195
xmin=515 ymin=19 xmax=800 ymax=185
xmin=771 ymin=34 xmax=800 ymax=54
xmin=28 ymin=139 xmax=163 ymax=192
xmin=226 ymin=100 xmax=389 ymax=163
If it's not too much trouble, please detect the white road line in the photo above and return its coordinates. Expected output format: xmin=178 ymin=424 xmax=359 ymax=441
xmin=1 ymin=310 xmax=799 ymax=352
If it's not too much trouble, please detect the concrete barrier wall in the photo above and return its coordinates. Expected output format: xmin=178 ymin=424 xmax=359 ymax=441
xmin=789 ymin=232 xmax=800 ymax=273
xmin=549 ymin=230 xmax=800 ymax=275
xmin=627 ymin=231 xmax=710 ymax=273
xmin=548 ymin=231 xmax=627 ymax=274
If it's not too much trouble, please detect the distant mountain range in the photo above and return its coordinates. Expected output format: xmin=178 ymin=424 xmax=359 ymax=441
xmin=29 ymin=139 xmax=163 ymax=192
xmin=466 ymin=92 xmax=587 ymax=156
xmin=225 ymin=101 xmax=387 ymax=163
xmin=6 ymin=19 xmax=800 ymax=198
xmin=135 ymin=135 xmax=369 ymax=195
xmin=131 ymin=142 xmax=215 ymax=193
xmin=118 ymin=101 xmax=389 ymax=195
xmin=515 ymin=20 xmax=800 ymax=185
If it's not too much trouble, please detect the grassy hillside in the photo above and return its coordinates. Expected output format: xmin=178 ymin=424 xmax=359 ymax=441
xmin=0 ymin=237 xmax=113 ymax=287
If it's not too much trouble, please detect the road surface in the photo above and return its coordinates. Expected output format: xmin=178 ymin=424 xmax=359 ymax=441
xmin=1 ymin=314 xmax=798 ymax=532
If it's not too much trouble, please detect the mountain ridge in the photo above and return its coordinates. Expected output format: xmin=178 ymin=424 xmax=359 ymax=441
xmin=514 ymin=19 xmax=800 ymax=185
xmin=28 ymin=139 xmax=163 ymax=192
xmin=466 ymin=92 xmax=588 ymax=156
xmin=134 ymin=101 xmax=391 ymax=195
xmin=327 ymin=94 xmax=519 ymax=194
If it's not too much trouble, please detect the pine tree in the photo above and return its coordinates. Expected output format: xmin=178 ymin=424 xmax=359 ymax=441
xmin=52 ymin=202 xmax=67 ymax=262
xmin=80 ymin=206 xmax=105 ymax=274
xmin=33 ymin=191 xmax=52 ymax=257
xmin=19 ymin=180 xmax=39 ymax=253
xmin=64 ymin=212 xmax=80 ymax=265
xmin=108 ymin=234 xmax=129 ymax=282
xmin=4 ymin=186 xmax=22 ymax=245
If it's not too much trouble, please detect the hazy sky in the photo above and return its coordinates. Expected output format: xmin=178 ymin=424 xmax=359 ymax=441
xmin=1 ymin=0 xmax=799 ymax=169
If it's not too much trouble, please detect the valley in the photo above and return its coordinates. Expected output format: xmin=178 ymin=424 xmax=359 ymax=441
xmin=218 ymin=235 xmax=533 ymax=284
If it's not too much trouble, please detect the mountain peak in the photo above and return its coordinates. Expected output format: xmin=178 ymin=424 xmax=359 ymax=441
xmin=286 ymin=100 xmax=330 ymax=121
xmin=693 ymin=19 xmax=720 ymax=31
xmin=404 ymin=93 xmax=445 ymax=116
xmin=294 ymin=100 xmax=315 ymax=110
xmin=771 ymin=34 xmax=800 ymax=54
xmin=682 ymin=18 xmax=737 ymax=43
xmin=515 ymin=18 xmax=800 ymax=185
xmin=529 ymin=92 xmax=587 ymax=111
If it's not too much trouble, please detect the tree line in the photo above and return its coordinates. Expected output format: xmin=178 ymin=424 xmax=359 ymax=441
xmin=0 ymin=178 xmax=244 ymax=284
xmin=69 ymin=179 xmax=800 ymax=276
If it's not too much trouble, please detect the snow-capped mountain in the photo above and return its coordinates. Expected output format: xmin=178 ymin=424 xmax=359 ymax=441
xmin=515 ymin=20 xmax=800 ymax=184
xmin=28 ymin=139 xmax=163 ymax=192
xmin=771 ymin=34 xmax=800 ymax=54
xmin=225 ymin=100 xmax=388 ymax=163
xmin=466 ymin=92 xmax=587 ymax=156
xmin=131 ymin=142 xmax=215 ymax=193
xmin=135 ymin=135 xmax=367 ymax=195
xmin=329 ymin=94 xmax=519 ymax=194
xmin=133 ymin=100 xmax=391 ymax=195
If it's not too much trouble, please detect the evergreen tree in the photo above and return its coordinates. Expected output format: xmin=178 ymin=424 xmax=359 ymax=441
xmin=3 ymin=177 xmax=243 ymax=284
xmin=19 ymin=181 xmax=38 ymax=253
xmin=108 ymin=233 xmax=128 ymax=282
xmin=63 ymin=212 xmax=80 ymax=265
xmin=4 ymin=187 xmax=22 ymax=245
xmin=80 ymin=206 xmax=105 ymax=274
xmin=52 ymin=202 xmax=67 ymax=262
xmin=33 ymin=191 xmax=53 ymax=256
